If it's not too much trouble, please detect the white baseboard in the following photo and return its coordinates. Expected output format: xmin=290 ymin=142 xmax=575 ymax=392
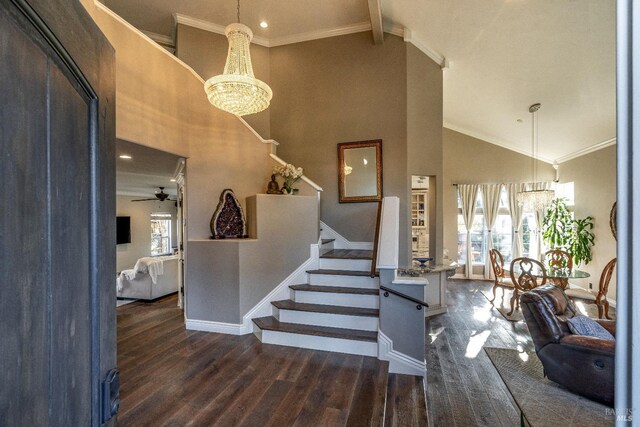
xmin=185 ymin=244 xmax=320 ymax=336
xmin=378 ymin=331 xmax=427 ymax=377
xmin=185 ymin=318 xmax=244 ymax=335
xmin=320 ymin=221 xmax=373 ymax=250
xmin=239 ymin=244 xmax=320 ymax=334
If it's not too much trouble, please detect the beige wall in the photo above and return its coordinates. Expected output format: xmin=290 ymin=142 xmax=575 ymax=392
xmin=187 ymin=195 xmax=318 ymax=323
xmin=116 ymin=196 xmax=178 ymax=272
xmin=560 ymin=146 xmax=617 ymax=299
xmin=443 ymin=128 xmax=555 ymax=262
xmin=175 ymin=24 xmax=271 ymax=139
xmin=407 ymin=44 xmax=444 ymax=263
xmin=270 ymin=33 xmax=413 ymax=263
xmin=171 ymin=26 xmax=445 ymax=266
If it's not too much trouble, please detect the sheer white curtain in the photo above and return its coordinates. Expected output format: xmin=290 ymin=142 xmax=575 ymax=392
xmin=533 ymin=182 xmax=553 ymax=260
xmin=507 ymin=183 xmax=527 ymax=259
xmin=482 ymin=184 xmax=503 ymax=279
xmin=459 ymin=184 xmax=479 ymax=278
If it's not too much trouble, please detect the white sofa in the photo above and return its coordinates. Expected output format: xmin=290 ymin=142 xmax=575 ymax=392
xmin=117 ymin=255 xmax=179 ymax=300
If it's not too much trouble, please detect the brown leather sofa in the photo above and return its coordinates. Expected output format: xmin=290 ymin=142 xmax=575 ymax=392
xmin=520 ymin=285 xmax=615 ymax=406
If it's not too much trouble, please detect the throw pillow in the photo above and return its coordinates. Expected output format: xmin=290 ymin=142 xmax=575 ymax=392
xmin=567 ymin=314 xmax=615 ymax=341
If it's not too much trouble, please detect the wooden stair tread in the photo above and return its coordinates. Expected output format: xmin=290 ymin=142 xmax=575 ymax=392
xmin=290 ymin=284 xmax=379 ymax=295
xmin=306 ymin=269 xmax=377 ymax=277
xmin=272 ymin=299 xmax=379 ymax=317
xmin=320 ymin=239 xmax=335 ymax=245
xmin=320 ymin=249 xmax=373 ymax=259
xmin=253 ymin=316 xmax=378 ymax=342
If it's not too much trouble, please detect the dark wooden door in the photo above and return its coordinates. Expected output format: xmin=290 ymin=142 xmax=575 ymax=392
xmin=0 ymin=0 xmax=116 ymax=425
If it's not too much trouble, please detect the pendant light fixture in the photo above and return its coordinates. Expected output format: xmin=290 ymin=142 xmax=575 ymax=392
xmin=204 ymin=0 xmax=272 ymax=116
xmin=516 ymin=103 xmax=555 ymax=210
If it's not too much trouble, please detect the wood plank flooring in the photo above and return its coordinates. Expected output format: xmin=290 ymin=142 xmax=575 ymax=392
xmin=425 ymin=279 xmax=610 ymax=427
xmin=116 ymin=296 xmax=419 ymax=426
xmin=119 ymin=279 xmax=606 ymax=426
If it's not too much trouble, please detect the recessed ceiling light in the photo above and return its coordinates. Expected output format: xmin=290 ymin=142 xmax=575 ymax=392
xmin=170 ymin=178 xmax=176 ymax=182
xmin=119 ymin=154 xmax=132 ymax=159
xmin=259 ymin=21 xmax=268 ymax=28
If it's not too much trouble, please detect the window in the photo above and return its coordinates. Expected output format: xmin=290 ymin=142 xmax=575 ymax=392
xmin=150 ymin=213 xmax=172 ymax=256
xmin=457 ymin=187 xmax=513 ymax=267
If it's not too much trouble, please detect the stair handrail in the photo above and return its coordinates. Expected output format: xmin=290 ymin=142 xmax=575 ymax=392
xmin=269 ymin=153 xmax=323 ymax=192
xmin=380 ymin=285 xmax=429 ymax=309
xmin=370 ymin=200 xmax=383 ymax=277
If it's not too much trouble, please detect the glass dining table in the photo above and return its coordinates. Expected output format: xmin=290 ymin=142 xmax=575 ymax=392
xmin=505 ymin=266 xmax=590 ymax=289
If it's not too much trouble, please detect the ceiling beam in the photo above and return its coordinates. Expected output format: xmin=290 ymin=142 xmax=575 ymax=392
xmin=367 ymin=0 xmax=384 ymax=44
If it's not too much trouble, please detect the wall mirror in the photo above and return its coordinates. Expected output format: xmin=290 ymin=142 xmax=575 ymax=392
xmin=338 ymin=140 xmax=382 ymax=203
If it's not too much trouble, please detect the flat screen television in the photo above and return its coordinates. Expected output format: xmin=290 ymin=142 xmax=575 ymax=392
xmin=116 ymin=216 xmax=131 ymax=244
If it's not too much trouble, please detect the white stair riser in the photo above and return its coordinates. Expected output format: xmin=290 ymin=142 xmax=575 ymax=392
xmin=274 ymin=307 xmax=378 ymax=331
xmin=258 ymin=329 xmax=378 ymax=357
xmin=308 ymin=274 xmax=379 ymax=289
xmin=318 ymin=258 xmax=371 ymax=271
xmin=292 ymin=289 xmax=379 ymax=309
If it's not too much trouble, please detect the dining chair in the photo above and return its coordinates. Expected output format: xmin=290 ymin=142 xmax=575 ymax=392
xmin=508 ymin=257 xmax=548 ymax=316
xmin=543 ymin=249 xmax=573 ymax=289
xmin=488 ymin=249 xmax=515 ymax=304
xmin=565 ymin=258 xmax=616 ymax=320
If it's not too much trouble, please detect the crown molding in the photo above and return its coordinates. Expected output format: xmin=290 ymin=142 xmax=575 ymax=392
xmin=555 ymin=137 xmax=617 ymax=164
xmin=142 ymin=30 xmax=174 ymax=48
xmin=383 ymin=23 xmax=405 ymax=38
xmin=174 ymin=13 xmax=374 ymax=48
xmin=268 ymin=21 xmax=371 ymax=47
xmin=173 ymin=13 xmax=271 ymax=47
xmin=444 ymin=122 xmax=617 ymax=164
xmin=443 ymin=121 xmax=555 ymax=164
xmin=403 ymin=28 xmax=448 ymax=69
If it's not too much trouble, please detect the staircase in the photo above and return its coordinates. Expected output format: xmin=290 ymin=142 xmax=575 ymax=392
xmin=252 ymin=239 xmax=380 ymax=356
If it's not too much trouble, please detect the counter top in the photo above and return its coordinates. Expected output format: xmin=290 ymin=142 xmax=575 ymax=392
xmin=397 ymin=263 xmax=458 ymax=277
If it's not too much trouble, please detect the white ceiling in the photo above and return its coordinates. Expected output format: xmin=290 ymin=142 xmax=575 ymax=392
xmin=101 ymin=0 xmax=616 ymax=163
xmin=115 ymin=139 xmax=182 ymax=197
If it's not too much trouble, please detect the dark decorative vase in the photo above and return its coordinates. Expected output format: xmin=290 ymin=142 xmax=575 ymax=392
xmin=210 ymin=189 xmax=248 ymax=239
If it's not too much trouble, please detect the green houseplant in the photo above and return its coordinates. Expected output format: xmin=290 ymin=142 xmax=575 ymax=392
xmin=542 ymin=198 xmax=595 ymax=266
xmin=542 ymin=198 xmax=573 ymax=252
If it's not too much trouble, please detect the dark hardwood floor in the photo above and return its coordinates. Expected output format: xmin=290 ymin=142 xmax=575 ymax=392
xmin=425 ymin=279 xmax=610 ymax=427
xmin=116 ymin=296 xmax=426 ymax=426
xmin=118 ymin=280 xmax=606 ymax=426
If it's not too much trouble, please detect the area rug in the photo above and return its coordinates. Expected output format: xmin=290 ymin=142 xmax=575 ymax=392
xmin=480 ymin=288 xmax=524 ymax=322
xmin=484 ymin=347 xmax=613 ymax=427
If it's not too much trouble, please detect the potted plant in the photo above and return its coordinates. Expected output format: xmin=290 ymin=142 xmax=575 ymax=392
xmin=542 ymin=198 xmax=595 ymax=266
xmin=273 ymin=163 xmax=304 ymax=195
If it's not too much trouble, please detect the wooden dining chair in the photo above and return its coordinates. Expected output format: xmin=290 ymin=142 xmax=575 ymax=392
xmin=565 ymin=258 xmax=616 ymax=320
xmin=543 ymin=249 xmax=573 ymax=289
xmin=489 ymin=249 xmax=515 ymax=304
xmin=508 ymin=257 xmax=548 ymax=316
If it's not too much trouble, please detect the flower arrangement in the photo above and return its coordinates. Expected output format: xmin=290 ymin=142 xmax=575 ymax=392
xmin=273 ymin=163 xmax=303 ymax=194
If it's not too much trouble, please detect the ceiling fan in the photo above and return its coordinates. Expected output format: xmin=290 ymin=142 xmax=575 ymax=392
xmin=132 ymin=187 xmax=176 ymax=202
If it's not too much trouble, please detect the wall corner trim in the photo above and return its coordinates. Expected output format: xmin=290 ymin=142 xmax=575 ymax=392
xmin=378 ymin=331 xmax=427 ymax=377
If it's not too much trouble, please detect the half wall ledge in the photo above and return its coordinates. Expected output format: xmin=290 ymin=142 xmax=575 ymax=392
xmin=185 ymin=194 xmax=319 ymax=325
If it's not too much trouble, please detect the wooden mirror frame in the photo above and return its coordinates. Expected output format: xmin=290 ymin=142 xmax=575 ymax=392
xmin=338 ymin=140 xmax=383 ymax=203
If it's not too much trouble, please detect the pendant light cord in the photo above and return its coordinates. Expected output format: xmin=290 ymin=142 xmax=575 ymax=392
xmin=529 ymin=103 xmax=541 ymax=188
xmin=237 ymin=0 xmax=240 ymax=23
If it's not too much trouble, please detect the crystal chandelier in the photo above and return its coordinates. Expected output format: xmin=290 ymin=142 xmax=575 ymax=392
xmin=204 ymin=0 xmax=272 ymax=116
xmin=517 ymin=103 xmax=554 ymax=210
